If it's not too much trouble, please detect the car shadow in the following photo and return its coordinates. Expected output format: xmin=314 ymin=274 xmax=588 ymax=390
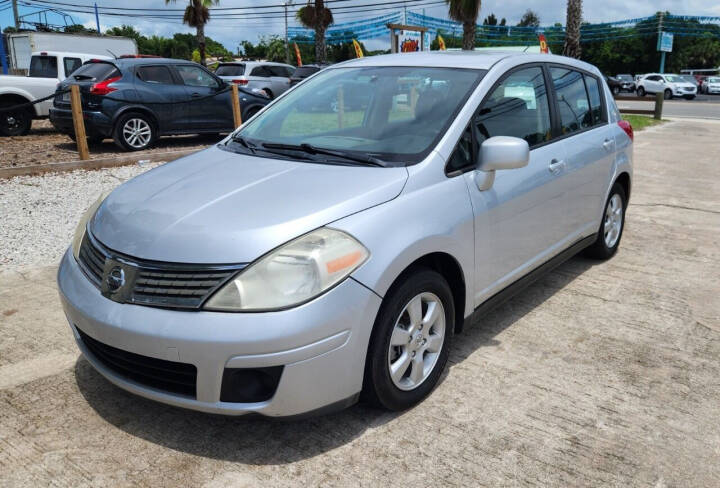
xmin=54 ymin=133 xmax=226 ymax=154
xmin=75 ymin=255 xmax=596 ymax=465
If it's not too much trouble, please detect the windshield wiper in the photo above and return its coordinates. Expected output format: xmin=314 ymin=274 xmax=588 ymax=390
xmin=261 ymin=142 xmax=388 ymax=167
xmin=229 ymin=134 xmax=257 ymax=154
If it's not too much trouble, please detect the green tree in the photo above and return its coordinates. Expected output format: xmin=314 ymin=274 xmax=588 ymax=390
xmin=296 ymin=0 xmax=334 ymax=63
xmin=446 ymin=0 xmax=481 ymax=51
xmin=563 ymin=0 xmax=582 ymax=59
xmin=165 ymin=0 xmax=219 ymax=65
xmin=517 ymin=9 xmax=540 ymax=27
xmin=483 ymin=13 xmax=497 ymax=26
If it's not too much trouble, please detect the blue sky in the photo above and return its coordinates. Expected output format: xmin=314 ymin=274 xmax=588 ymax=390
xmin=2 ymin=0 xmax=719 ymax=52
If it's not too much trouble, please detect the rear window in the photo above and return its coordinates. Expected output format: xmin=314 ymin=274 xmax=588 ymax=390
xmin=29 ymin=56 xmax=58 ymax=78
xmin=293 ymin=66 xmax=319 ymax=78
xmin=71 ymin=62 xmax=120 ymax=81
xmin=216 ymin=64 xmax=245 ymax=76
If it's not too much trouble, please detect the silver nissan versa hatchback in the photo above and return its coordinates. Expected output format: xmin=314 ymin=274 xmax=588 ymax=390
xmin=58 ymin=51 xmax=633 ymax=418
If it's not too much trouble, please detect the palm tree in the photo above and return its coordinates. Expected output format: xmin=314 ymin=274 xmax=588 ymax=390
xmin=296 ymin=1 xmax=333 ymax=63
xmin=166 ymin=0 xmax=218 ymax=66
xmin=563 ymin=0 xmax=582 ymax=58
xmin=446 ymin=0 xmax=481 ymax=51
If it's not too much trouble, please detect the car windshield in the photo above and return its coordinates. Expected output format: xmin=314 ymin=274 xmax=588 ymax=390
xmin=216 ymin=64 xmax=245 ymax=76
xmin=708 ymin=77 xmax=720 ymax=83
xmin=664 ymin=75 xmax=683 ymax=82
xmin=617 ymin=75 xmax=632 ymax=81
xmin=235 ymin=66 xmax=484 ymax=165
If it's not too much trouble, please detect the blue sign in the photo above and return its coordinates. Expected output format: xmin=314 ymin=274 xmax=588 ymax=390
xmin=657 ymin=32 xmax=674 ymax=52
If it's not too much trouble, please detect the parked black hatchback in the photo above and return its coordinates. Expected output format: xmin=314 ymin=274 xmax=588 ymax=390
xmin=50 ymin=58 xmax=269 ymax=151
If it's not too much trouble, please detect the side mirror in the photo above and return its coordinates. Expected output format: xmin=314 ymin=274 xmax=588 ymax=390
xmin=475 ymin=136 xmax=530 ymax=191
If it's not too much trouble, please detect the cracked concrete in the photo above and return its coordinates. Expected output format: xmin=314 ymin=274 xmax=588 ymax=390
xmin=1 ymin=118 xmax=719 ymax=486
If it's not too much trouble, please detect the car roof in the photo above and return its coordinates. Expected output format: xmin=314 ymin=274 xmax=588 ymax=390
xmin=334 ymin=51 xmax=600 ymax=74
xmin=111 ymin=57 xmax=195 ymax=68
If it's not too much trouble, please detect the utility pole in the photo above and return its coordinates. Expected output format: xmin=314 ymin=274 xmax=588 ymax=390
xmin=94 ymin=3 xmax=101 ymax=35
xmin=12 ymin=0 xmax=20 ymax=29
xmin=658 ymin=11 xmax=665 ymax=74
xmin=284 ymin=0 xmax=293 ymax=64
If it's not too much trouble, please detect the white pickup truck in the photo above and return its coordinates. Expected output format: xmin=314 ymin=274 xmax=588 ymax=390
xmin=0 ymin=51 xmax=112 ymax=136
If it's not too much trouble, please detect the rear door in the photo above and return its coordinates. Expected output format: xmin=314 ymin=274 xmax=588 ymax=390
xmin=550 ymin=66 xmax=614 ymax=239
xmin=174 ymin=64 xmax=233 ymax=130
xmin=135 ymin=64 xmax=187 ymax=132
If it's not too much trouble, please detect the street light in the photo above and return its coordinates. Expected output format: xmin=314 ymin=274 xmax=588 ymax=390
xmin=284 ymin=0 xmax=293 ymax=64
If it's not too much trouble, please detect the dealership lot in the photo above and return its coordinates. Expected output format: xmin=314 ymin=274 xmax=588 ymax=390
xmin=1 ymin=119 xmax=719 ymax=486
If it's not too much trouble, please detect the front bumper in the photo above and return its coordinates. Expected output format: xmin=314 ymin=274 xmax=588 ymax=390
xmin=49 ymin=107 xmax=113 ymax=137
xmin=672 ymin=88 xmax=697 ymax=97
xmin=57 ymin=249 xmax=382 ymax=417
xmin=707 ymin=86 xmax=720 ymax=94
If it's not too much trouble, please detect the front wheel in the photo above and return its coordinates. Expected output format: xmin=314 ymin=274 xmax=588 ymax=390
xmin=113 ymin=112 xmax=156 ymax=151
xmin=362 ymin=267 xmax=454 ymax=411
xmin=636 ymin=86 xmax=646 ymax=97
xmin=585 ymin=183 xmax=627 ymax=260
xmin=612 ymin=86 xmax=620 ymax=95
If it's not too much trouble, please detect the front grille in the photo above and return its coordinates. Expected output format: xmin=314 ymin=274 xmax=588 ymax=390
xmin=77 ymin=232 xmax=244 ymax=309
xmin=77 ymin=327 xmax=197 ymax=398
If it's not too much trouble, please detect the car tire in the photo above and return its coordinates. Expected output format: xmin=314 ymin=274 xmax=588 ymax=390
xmin=362 ymin=267 xmax=454 ymax=411
xmin=611 ymin=86 xmax=620 ymax=95
xmin=244 ymin=106 xmax=261 ymax=120
xmin=0 ymin=106 xmax=32 ymax=136
xmin=636 ymin=86 xmax=646 ymax=97
xmin=664 ymin=89 xmax=672 ymax=100
xmin=585 ymin=182 xmax=627 ymax=260
xmin=113 ymin=112 xmax=156 ymax=151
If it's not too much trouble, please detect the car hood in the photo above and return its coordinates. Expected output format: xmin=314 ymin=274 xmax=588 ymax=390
xmin=670 ymin=82 xmax=696 ymax=88
xmin=92 ymin=145 xmax=408 ymax=263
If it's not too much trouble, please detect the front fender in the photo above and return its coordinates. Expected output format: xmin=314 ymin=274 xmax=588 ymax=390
xmin=0 ymin=87 xmax=40 ymax=116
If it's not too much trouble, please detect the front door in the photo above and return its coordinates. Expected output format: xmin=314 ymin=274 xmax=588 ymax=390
xmin=135 ymin=65 xmax=187 ymax=132
xmin=174 ymin=64 xmax=234 ymax=131
xmin=462 ymin=65 xmax=574 ymax=305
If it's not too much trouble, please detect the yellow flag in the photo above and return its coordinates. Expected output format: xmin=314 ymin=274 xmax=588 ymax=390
xmin=438 ymin=35 xmax=446 ymax=51
xmin=352 ymin=39 xmax=364 ymax=58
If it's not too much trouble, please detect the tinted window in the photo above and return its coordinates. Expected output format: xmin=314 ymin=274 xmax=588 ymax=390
xmin=63 ymin=57 xmax=82 ymax=77
xmin=137 ymin=65 xmax=174 ymax=84
xmin=447 ymin=126 xmax=473 ymax=173
xmin=475 ymin=66 xmax=552 ymax=147
xmin=551 ymin=67 xmax=591 ymax=134
xmin=293 ymin=66 xmax=320 ymax=78
xmin=70 ymin=62 xmax=120 ymax=81
xmin=29 ymin=56 xmax=58 ymax=78
xmin=584 ymin=74 xmax=605 ymax=125
xmin=175 ymin=65 xmax=219 ymax=88
xmin=216 ymin=64 xmax=245 ymax=76
xmin=250 ymin=66 xmax=271 ymax=77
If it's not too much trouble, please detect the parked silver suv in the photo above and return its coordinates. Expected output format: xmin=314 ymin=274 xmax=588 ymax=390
xmin=215 ymin=61 xmax=295 ymax=98
xmin=58 ymin=52 xmax=633 ymax=418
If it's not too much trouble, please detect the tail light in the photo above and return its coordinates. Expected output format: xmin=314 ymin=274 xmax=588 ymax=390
xmin=232 ymin=79 xmax=248 ymax=85
xmin=618 ymin=120 xmax=633 ymax=142
xmin=90 ymin=76 xmax=122 ymax=96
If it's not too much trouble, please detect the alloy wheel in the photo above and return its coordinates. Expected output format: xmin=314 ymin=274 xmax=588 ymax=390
xmin=387 ymin=292 xmax=446 ymax=391
xmin=604 ymin=193 xmax=623 ymax=248
xmin=122 ymin=118 xmax=152 ymax=149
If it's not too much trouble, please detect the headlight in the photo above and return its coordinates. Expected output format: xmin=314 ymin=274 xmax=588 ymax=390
xmin=204 ymin=228 xmax=369 ymax=311
xmin=71 ymin=191 xmax=109 ymax=261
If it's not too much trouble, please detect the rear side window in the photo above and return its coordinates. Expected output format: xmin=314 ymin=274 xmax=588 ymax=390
xmin=136 ymin=66 xmax=174 ymax=84
xmin=550 ymin=67 xmax=592 ymax=134
xmin=250 ymin=66 xmax=271 ymax=77
xmin=294 ymin=66 xmax=319 ymax=78
xmin=29 ymin=56 xmax=58 ymax=78
xmin=63 ymin=57 xmax=82 ymax=77
xmin=475 ymin=66 xmax=552 ymax=147
xmin=216 ymin=64 xmax=245 ymax=76
xmin=584 ymin=74 xmax=605 ymax=125
xmin=71 ymin=62 xmax=120 ymax=81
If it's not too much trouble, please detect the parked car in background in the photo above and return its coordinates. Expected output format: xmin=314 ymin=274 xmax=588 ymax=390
xmin=611 ymin=74 xmax=635 ymax=94
xmin=215 ymin=61 xmax=295 ymax=98
xmin=0 ymin=51 xmax=112 ymax=136
xmin=58 ymin=51 xmax=633 ymax=418
xmin=679 ymin=74 xmax=700 ymax=91
xmin=704 ymin=76 xmax=720 ymax=94
xmin=289 ymin=64 xmax=329 ymax=86
xmin=636 ymin=73 xmax=697 ymax=100
xmin=49 ymin=58 xmax=269 ymax=151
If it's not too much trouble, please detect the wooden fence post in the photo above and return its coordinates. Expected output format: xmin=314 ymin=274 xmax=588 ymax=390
xmin=654 ymin=92 xmax=664 ymax=120
xmin=70 ymin=84 xmax=89 ymax=161
xmin=231 ymin=84 xmax=243 ymax=128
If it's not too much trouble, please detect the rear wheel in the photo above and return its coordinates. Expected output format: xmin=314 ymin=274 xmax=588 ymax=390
xmin=636 ymin=86 xmax=646 ymax=97
xmin=664 ymin=89 xmax=672 ymax=100
xmin=113 ymin=112 xmax=156 ymax=151
xmin=585 ymin=183 xmax=627 ymax=260
xmin=362 ymin=267 xmax=454 ymax=411
xmin=611 ymin=85 xmax=620 ymax=95
xmin=0 ymin=106 xmax=32 ymax=136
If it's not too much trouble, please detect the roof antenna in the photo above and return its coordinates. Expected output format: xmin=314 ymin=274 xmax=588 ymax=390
xmin=523 ymin=45 xmax=530 ymax=52
xmin=106 ymin=49 xmax=118 ymax=60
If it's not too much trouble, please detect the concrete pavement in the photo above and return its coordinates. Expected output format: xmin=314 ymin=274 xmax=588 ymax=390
xmin=617 ymin=98 xmax=720 ymax=119
xmin=1 ymin=119 xmax=720 ymax=487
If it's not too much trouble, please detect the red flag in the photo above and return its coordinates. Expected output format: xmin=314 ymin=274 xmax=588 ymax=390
xmin=538 ymin=33 xmax=549 ymax=54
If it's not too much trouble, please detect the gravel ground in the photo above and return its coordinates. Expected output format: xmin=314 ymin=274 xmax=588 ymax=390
xmin=0 ymin=162 xmax=160 ymax=269
xmin=0 ymin=120 xmax=214 ymax=169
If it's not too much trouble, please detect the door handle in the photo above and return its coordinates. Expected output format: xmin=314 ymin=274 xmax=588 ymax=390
xmin=548 ymin=159 xmax=565 ymax=174
xmin=602 ymin=139 xmax=614 ymax=151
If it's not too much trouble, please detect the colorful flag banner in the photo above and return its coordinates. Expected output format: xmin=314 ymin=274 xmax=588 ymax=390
xmin=438 ymin=34 xmax=446 ymax=51
xmin=352 ymin=39 xmax=364 ymax=58
xmin=293 ymin=42 xmax=302 ymax=66
xmin=538 ymin=33 xmax=549 ymax=54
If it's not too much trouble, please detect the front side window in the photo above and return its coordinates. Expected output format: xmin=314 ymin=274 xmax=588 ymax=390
xmin=175 ymin=65 xmax=219 ymax=88
xmin=475 ymin=66 xmax=552 ymax=147
xmin=63 ymin=57 xmax=82 ymax=77
xmin=137 ymin=66 xmax=174 ymax=84
xmin=446 ymin=126 xmax=474 ymax=174
xmin=551 ymin=67 xmax=591 ymax=134
xmin=236 ymin=66 xmax=484 ymax=165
